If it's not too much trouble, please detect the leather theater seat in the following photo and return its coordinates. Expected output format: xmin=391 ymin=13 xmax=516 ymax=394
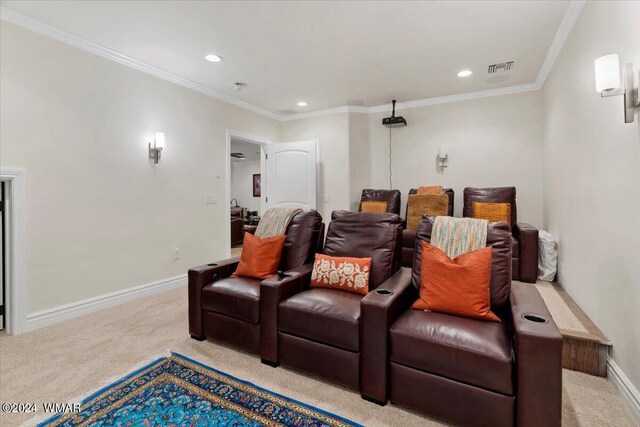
xmin=188 ymin=210 xmax=324 ymax=354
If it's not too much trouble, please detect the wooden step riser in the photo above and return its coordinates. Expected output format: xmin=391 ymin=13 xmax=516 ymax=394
xmin=562 ymin=336 xmax=610 ymax=377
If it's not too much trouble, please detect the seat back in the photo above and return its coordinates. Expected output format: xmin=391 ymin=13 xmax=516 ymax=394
xmin=463 ymin=187 xmax=517 ymax=227
xmin=324 ymin=211 xmax=402 ymax=290
xmin=359 ymin=189 xmax=401 ymax=215
xmin=407 ymin=188 xmax=455 ymax=218
xmin=279 ymin=210 xmax=323 ymax=271
xmin=412 ymin=217 xmax=512 ymax=311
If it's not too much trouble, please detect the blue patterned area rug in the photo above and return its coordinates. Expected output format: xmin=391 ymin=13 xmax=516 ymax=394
xmin=38 ymin=352 xmax=362 ymax=427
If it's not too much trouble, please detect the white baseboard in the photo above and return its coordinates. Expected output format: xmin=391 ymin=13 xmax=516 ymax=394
xmin=24 ymin=274 xmax=187 ymax=332
xmin=608 ymin=357 xmax=640 ymax=425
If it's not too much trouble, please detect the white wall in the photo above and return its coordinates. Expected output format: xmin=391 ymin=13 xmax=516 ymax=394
xmin=368 ymin=91 xmax=544 ymax=224
xmin=0 ymin=22 xmax=279 ymax=313
xmin=280 ymin=113 xmax=351 ymax=221
xmin=542 ymin=0 xmax=640 ymax=391
xmin=230 ymin=160 xmax=261 ymax=214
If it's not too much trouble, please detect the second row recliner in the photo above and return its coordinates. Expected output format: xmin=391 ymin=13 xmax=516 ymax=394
xmin=359 ymin=186 xmax=539 ymax=282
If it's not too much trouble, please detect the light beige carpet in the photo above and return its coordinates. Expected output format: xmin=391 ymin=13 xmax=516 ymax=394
xmin=231 ymin=246 xmax=242 ymax=258
xmin=0 ymin=287 xmax=634 ymax=427
xmin=532 ymin=280 xmax=589 ymax=333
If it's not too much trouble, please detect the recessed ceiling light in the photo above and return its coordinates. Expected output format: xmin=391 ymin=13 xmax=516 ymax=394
xmin=457 ymin=70 xmax=473 ymax=77
xmin=205 ymin=54 xmax=222 ymax=63
xmin=297 ymin=101 xmax=308 ymax=107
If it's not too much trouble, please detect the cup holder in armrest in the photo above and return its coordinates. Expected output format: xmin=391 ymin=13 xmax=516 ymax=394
xmin=522 ymin=313 xmax=549 ymax=324
xmin=375 ymin=289 xmax=393 ymax=296
xmin=207 ymin=263 xmax=218 ymax=267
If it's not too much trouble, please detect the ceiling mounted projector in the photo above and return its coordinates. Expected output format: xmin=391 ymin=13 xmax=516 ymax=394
xmin=382 ymin=100 xmax=407 ymax=127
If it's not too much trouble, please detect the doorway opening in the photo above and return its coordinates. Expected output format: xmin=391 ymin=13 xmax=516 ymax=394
xmin=0 ymin=167 xmax=27 ymax=335
xmin=226 ymin=130 xmax=269 ymax=259
xmin=1 ymin=182 xmax=6 ymax=331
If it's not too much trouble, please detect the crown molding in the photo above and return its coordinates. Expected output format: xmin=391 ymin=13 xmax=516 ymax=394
xmin=367 ymin=83 xmax=541 ymax=114
xmin=535 ymin=0 xmax=586 ymax=87
xmin=279 ymin=105 xmax=369 ymax=121
xmin=0 ymin=7 xmax=283 ymax=121
xmin=1 ymin=1 xmax=584 ymax=123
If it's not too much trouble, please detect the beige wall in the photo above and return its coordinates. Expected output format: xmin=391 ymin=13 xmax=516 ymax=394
xmin=279 ymin=114 xmax=351 ymax=221
xmin=542 ymin=0 xmax=640 ymax=390
xmin=368 ymin=92 xmax=544 ymax=225
xmin=0 ymin=22 xmax=280 ymax=312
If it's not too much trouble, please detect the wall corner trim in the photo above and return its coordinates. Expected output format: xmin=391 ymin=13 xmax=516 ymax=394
xmin=607 ymin=357 xmax=640 ymax=425
xmin=535 ymin=0 xmax=586 ymax=87
xmin=24 ymin=274 xmax=187 ymax=332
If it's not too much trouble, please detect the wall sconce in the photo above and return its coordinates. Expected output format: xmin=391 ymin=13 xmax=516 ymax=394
xmin=437 ymin=146 xmax=448 ymax=169
xmin=149 ymin=132 xmax=165 ymax=164
xmin=595 ymin=54 xmax=639 ymax=123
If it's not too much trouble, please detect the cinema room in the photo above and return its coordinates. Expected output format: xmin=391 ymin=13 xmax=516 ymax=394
xmin=0 ymin=1 xmax=638 ymax=426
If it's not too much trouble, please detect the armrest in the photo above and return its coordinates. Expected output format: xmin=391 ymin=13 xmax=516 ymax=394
xmin=360 ymin=267 xmax=417 ymax=403
xmin=259 ymin=263 xmax=314 ymax=364
xmin=514 ymin=223 xmax=539 ymax=283
xmin=510 ymin=282 xmax=563 ymax=427
xmin=188 ymin=257 xmax=239 ymax=338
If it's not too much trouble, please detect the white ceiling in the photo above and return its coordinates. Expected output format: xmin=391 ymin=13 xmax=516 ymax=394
xmin=1 ymin=0 xmax=570 ymax=115
xmin=230 ymin=138 xmax=261 ymax=162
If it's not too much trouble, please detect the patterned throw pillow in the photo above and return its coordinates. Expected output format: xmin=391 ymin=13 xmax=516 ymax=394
xmin=361 ymin=200 xmax=388 ymax=213
xmin=310 ymin=254 xmax=371 ymax=295
xmin=472 ymin=202 xmax=512 ymax=224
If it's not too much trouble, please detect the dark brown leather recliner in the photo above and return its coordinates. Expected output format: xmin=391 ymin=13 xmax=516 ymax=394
xmin=188 ymin=210 xmax=324 ymax=354
xmin=463 ymin=187 xmax=539 ymax=283
xmin=260 ymin=210 xmax=405 ymax=403
xmin=376 ymin=216 xmax=562 ymax=426
xmin=359 ymin=189 xmax=401 ymax=215
xmin=401 ymin=188 xmax=454 ymax=267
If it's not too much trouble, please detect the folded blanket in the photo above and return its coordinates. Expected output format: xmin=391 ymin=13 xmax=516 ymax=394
xmin=431 ymin=216 xmax=488 ymax=259
xmin=255 ymin=207 xmax=303 ymax=238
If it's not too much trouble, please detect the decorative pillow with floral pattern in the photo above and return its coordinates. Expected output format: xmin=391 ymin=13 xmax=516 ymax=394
xmin=310 ymin=254 xmax=372 ymax=295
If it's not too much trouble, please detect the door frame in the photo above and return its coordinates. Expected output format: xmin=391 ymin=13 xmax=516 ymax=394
xmin=225 ymin=130 xmax=270 ymax=258
xmin=0 ymin=167 xmax=28 ymax=335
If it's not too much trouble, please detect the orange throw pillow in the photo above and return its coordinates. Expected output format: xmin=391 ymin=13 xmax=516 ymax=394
xmin=361 ymin=200 xmax=388 ymax=213
xmin=413 ymin=242 xmax=499 ymax=321
xmin=310 ymin=254 xmax=371 ymax=295
xmin=417 ymin=185 xmax=443 ymax=195
xmin=234 ymin=232 xmax=286 ymax=280
xmin=472 ymin=202 xmax=512 ymax=224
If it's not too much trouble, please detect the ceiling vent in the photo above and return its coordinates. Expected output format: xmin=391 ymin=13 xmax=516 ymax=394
xmin=488 ymin=61 xmax=514 ymax=73
xmin=278 ymin=109 xmax=297 ymax=115
xmin=230 ymin=152 xmax=245 ymax=160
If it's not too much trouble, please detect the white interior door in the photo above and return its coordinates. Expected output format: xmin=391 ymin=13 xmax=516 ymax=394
xmin=265 ymin=141 xmax=317 ymax=211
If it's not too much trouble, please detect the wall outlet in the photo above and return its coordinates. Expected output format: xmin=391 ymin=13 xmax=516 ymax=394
xmin=204 ymin=194 xmax=218 ymax=204
xmin=559 ymin=262 xmax=565 ymax=280
xmin=173 ymin=248 xmax=180 ymax=260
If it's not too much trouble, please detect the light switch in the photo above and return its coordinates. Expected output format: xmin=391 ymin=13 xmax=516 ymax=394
xmin=204 ymin=194 xmax=218 ymax=204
